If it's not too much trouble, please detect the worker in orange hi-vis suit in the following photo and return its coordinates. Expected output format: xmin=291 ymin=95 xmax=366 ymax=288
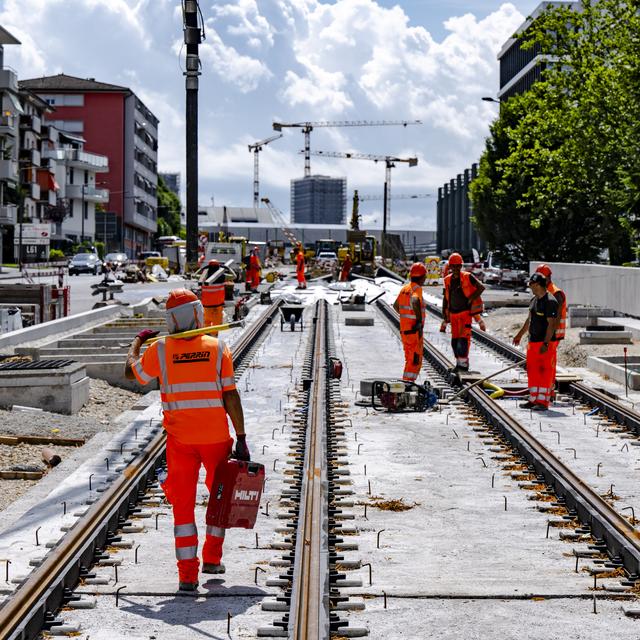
xmin=513 ymin=273 xmax=559 ymax=412
xmin=199 ymin=260 xmax=226 ymax=330
xmin=296 ymin=244 xmax=307 ymax=289
xmin=248 ymin=247 xmax=261 ymax=291
xmin=536 ymin=263 xmax=566 ymax=401
xmin=340 ymin=253 xmax=352 ymax=282
xmin=124 ymin=289 xmax=250 ymax=592
xmin=393 ymin=262 xmax=427 ymax=383
xmin=441 ymin=253 xmax=485 ymax=372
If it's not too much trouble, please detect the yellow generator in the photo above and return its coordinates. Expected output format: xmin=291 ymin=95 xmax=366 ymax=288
xmin=145 ymin=256 xmax=169 ymax=270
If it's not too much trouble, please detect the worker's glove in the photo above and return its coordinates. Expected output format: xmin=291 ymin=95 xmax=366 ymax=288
xmin=234 ymin=435 xmax=251 ymax=461
xmin=439 ymin=321 xmax=447 ymax=333
xmin=414 ymin=322 xmax=423 ymax=337
xmin=136 ymin=329 xmax=160 ymax=343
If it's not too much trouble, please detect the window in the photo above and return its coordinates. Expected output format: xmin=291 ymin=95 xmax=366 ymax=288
xmin=69 ymin=168 xmax=74 ymax=184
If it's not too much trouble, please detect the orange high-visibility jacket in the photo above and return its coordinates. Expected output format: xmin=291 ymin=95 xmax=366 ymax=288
xmin=547 ymin=282 xmax=566 ymax=340
xmin=397 ymin=282 xmax=426 ymax=334
xmin=444 ymin=271 xmax=483 ymax=317
xmin=296 ymin=251 xmax=305 ymax=272
xmin=201 ymin=269 xmax=226 ymax=307
xmin=132 ymin=335 xmax=236 ymax=444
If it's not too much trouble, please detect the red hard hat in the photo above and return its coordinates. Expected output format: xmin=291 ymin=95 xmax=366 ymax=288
xmin=409 ymin=262 xmax=427 ymax=278
xmin=536 ymin=263 xmax=552 ymax=278
xmin=448 ymin=253 xmax=463 ymax=266
xmin=208 ymin=259 xmax=220 ymax=267
xmin=166 ymin=288 xmax=198 ymax=310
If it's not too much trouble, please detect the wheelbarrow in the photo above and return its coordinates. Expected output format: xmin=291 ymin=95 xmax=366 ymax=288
xmin=280 ymin=304 xmax=304 ymax=332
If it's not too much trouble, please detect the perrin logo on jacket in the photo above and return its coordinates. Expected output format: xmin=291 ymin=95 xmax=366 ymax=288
xmin=173 ymin=351 xmax=211 ymax=364
xmin=234 ymin=489 xmax=260 ymax=501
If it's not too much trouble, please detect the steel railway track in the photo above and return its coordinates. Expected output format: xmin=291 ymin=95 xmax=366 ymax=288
xmin=0 ymin=299 xmax=283 ymax=640
xmin=377 ymin=299 xmax=640 ymax=582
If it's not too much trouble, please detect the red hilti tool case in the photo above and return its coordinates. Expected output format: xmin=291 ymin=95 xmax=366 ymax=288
xmin=206 ymin=459 xmax=265 ymax=529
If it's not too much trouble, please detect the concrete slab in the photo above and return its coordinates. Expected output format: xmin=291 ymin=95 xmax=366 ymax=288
xmin=579 ymin=330 xmax=632 ymax=344
xmin=345 ymin=315 xmax=374 ymax=327
xmin=599 ymin=316 xmax=640 ymax=340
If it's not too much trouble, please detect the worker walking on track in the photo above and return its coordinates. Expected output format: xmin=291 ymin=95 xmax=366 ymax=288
xmin=393 ymin=262 xmax=427 ymax=383
xmin=441 ymin=253 xmax=485 ymax=372
xmin=245 ymin=247 xmax=261 ymax=293
xmin=536 ymin=263 xmax=566 ymax=400
xmin=296 ymin=243 xmax=307 ymax=289
xmin=513 ymin=273 xmax=559 ymax=411
xmin=124 ymin=288 xmax=250 ymax=591
xmin=199 ymin=259 xmax=226 ymax=330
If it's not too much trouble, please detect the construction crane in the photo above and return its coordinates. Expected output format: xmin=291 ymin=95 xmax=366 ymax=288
xmin=273 ymin=119 xmax=421 ymax=177
xmin=261 ymin=197 xmax=300 ymax=247
xmin=248 ymin=134 xmax=283 ymax=207
xmin=306 ymin=150 xmax=418 ymax=236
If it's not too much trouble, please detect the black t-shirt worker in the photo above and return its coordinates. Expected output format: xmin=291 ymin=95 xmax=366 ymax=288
xmin=513 ymin=273 xmax=559 ymax=411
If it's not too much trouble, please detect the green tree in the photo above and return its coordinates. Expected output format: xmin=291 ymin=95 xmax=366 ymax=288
xmin=471 ymin=0 xmax=640 ymax=264
xmin=156 ymin=176 xmax=183 ymax=237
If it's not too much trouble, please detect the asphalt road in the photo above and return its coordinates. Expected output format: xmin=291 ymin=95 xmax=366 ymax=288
xmin=0 ymin=271 xmax=182 ymax=315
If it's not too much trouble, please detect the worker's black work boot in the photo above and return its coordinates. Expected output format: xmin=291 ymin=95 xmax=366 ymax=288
xmin=178 ymin=581 xmax=199 ymax=592
xmin=519 ymin=401 xmax=535 ymax=409
xmin=202 ymin=562 xmax=226 ymax=574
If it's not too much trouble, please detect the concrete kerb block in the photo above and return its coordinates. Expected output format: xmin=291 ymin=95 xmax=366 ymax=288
xmin=579 ymin=330 xmax=633 ymax=345
xmin=345 ymin=314 xmax=374 ymax=327
xmin=588 ymin=355 xmax=640 ymax=390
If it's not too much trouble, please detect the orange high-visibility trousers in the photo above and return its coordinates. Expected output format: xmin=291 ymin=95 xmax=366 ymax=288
xmin=526 ymin=341 xmax=557 ymax=408
xmin=250 ymin=271 xmax=260 ymax=290
xmin=450 ymin=310 xmax=472 ymax=370
xmin=402 ymin=332 xmax=423 ymax=382
xmin=297 ymin=268 xmax=306 ymax=288
xmin=162 ymin=434 xmax=233 ymax=583
xmin=203 ymin=305 xmax=223 ymax=329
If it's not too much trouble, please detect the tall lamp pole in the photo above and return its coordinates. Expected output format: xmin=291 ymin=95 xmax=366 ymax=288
xmin=80 ymin=183 xmax=86 ymax=244
xmin=183 ymin=1 xmax=202 ymax=269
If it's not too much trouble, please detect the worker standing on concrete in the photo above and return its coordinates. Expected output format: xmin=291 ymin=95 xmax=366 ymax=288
xmin=441 ymin=253 xmax=485 ymax=372
xmin=340 ymin=253 xmax=352 ymax=282
xmin=124 ymin=288 xmax=250 ymax=591
xmin=393 ymin=262 xmax=427 ymax=383
xmin=513 ymin=273 xmax=559 ymax=411
xmin=296 ymin=244 xmax=307 ymax=289
xmin=248 ymin=247 xmax=261 ymax=292
xmin=536 ymin=263 xmax=566 ymax=400
xmin=199 ymin=259 xmax=226 ymax=329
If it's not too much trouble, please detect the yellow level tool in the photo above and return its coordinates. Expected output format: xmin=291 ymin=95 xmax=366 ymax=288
xmin=146 ymin=319 xmax=245 ymax=344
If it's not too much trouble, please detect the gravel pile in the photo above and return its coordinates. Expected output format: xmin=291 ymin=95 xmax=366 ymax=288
xmin=485 ymin=307 xmax=640 ymax=368
xmin=0 ymin=378 xmax=142 ymax=441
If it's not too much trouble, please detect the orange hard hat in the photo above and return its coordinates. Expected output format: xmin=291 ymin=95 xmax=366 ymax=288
xmin=448 ymin=253 xmax=463 ymax=266
xmin=166 ymin=288 xmax=198 ymax=310
xmin=536 ymin=263 xmax=552 ymax=278
xmin=409 ymin=262 xmax=427 ymax=278
xmin=208 ymin=259 xmax=221 ymax=267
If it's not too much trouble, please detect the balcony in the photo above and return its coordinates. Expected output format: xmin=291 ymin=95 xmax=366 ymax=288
xmin=0 ymin=114 xmax=16 ymax=136
xmin=26 ymin=182 xmax=40 ymax=201
xmin=41 ymin=148 xmax=66 ymax=162
xmin=20 ymin=148 xmax=41 ymax=166
xmin=124 ymin=208 xmax=157 ymax=234
xmin=0 ymin=68 xmax=18 ymax=92
xmin=65 ymin=184 xmax=110 ymax=203
xmin=0 ymin=204 xmax=17 ymax=225
xmin=20 ymin=114 xmax=42 ymax=134
xmin=39 ymin=188 xmax=57 ymax=207
xmin=65 ymin=149 xmax=109 ymax=172
xmin=0 ymin=159 xmax=18 ymax=182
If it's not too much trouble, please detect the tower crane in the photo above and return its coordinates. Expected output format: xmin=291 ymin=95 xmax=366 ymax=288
xmin=273 ymin=119 xmax=421 ymax=177
xmin=248 ymin=134 xmax=283 ymax=207
xmin=306 ymin=150 xmax=418 ymax=235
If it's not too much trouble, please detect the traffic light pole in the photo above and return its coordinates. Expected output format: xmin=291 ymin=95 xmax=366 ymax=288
xmin=183 ymin=1 xmax=201 ymax=269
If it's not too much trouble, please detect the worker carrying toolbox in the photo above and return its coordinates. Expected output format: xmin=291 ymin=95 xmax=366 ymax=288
xmin=441 ymin=252 xmax=485 ymax=373
xmin=535 ymin=263 xmax=566 ymax=401
xmin=513 ymin=273 xmax=559 ymax=411
xmin=199 ymin=259 xmax=226 ymax=329
xmin=393 ymin=262 xmax=427 ymax=383
xmin=124 ymin=288 xmax=252 ymax=591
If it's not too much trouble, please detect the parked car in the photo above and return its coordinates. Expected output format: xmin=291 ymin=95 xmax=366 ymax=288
xmin=68 ymin=253 xmax=103 ymax=275
xmin=138 ymin=250 xmax=161 ymax=260
xmin=317 ymin=251 xmax=338 ymax=263
xmin=104 ymin=252 xmax=128 ymax=269
xmin=483 ymin=252 xmax=528 ymax=287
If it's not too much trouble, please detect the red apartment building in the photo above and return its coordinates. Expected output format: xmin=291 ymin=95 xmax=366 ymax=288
xmin=20 ymin=74 xmax=158 ymax=257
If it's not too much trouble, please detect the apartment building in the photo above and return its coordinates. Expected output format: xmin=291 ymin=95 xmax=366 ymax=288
xmin=20 ymin=74 xmax=158 ymax=257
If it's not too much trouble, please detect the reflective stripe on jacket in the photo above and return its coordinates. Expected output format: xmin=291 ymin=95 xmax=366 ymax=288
xmin=397 ymin=282 xmax=426 ymax=334
xmin=201 ymin=282 xmax=225 ymax=307
xmin=547 ymin=282 xmax=566 ymax=340
xmin=132 ymin=335 xmax=236 ymax=444
xmin=444 ymin=271 xmax=483 ymax=316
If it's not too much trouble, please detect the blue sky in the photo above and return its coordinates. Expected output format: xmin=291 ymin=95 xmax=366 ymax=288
xmin=1 ymin=0 xmax=541 ymax=230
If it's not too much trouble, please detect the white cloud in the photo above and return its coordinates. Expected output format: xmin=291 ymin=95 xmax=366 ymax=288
xmin=281 ymin=64 xmax=352 ymax=113
xmin=210 ymin=0 xmax=275 ymax=49
xmin=199 ymin=28 xmax=272 ymax=93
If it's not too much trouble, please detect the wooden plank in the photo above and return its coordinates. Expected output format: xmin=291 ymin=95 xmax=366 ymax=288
xmin=0 ymin=434 xmax=85 ymax=447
